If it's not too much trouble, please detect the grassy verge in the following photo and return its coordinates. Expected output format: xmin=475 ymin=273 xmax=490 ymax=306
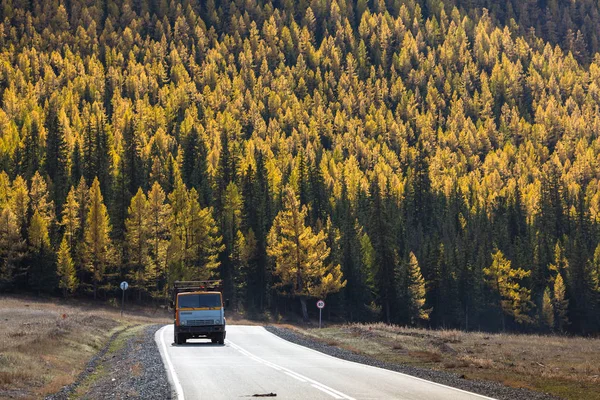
xmin=71 ymin=324 xmax=146 ymax=399
xmin=0 ymin=296 xmax=169 ymax=400
xmin=282 ymin=322 xmax=600 ymax=400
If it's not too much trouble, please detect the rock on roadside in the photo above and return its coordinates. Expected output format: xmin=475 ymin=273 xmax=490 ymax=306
xmin=265 ymin=326 xmax=561 ymax=400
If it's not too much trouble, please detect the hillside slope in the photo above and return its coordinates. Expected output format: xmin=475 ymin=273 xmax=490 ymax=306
xmin=0 ymin=0 xmax=599 ymax=334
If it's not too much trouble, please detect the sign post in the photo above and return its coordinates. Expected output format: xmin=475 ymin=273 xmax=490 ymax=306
xmin=120 ymin=281 xmax=129 ymax=316
xmin=316 ymin=300 xmax=325 ymax=328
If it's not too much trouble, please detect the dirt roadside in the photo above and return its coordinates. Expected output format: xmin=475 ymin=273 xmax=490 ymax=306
xmin=0 ymin=296 xmax=169 ymax=399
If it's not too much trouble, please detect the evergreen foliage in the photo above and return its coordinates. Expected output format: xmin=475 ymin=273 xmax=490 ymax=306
xmin=268 ymin=186 xmax=346 ymax=320
xmin=0 ymin=0 xmax=600 ymax=332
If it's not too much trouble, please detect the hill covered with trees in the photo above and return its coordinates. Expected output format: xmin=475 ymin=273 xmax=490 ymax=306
xmin=0 ymin=0 xmax=600 ymax=334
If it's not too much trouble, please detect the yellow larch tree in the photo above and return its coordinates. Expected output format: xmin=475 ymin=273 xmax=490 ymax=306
xmin=84 ymin=177 xmax=113 ymax=299
xmin=484 ymin=250 xmax=533 ymax=330
xmin=147 ymin=181 xmax=171 ymax=298
xmin=125 ymin=187 xmax=153 ymax=299
xmin=57 ymin=235 xmax=78 ymax=296
xmin=267 ymin=186 xmax=346 ymax=321
xmin=553 ymin=273 xmax=569 ymax=332
xmin=407 ymin=251 xmax=430 ymax=324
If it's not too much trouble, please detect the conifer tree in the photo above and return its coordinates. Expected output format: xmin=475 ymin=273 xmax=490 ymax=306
xmin=541 ymin=287 xmax=554 ymax=330
xmin=125 ymin=188 xmax=151 ymax=298
xmin=187 ymin=188 xmax=223 ymax=279
xmin=45 ymin=97 xmax=70 ymax=209
xmin=28 ymin=210 xmax=50 ymax=250
xmin=20 ymin=113 xmax=43 ymax=181
xmin=0 ymin=172 xmax=10 ymax=208
xmin=337 ymin=183 xmax=371 ymax=320
xmin=167 ymin=174 xmax=190 ymax=280
xmin=230 ymin=229 xmax=250 ymax=309
xmin=359 ymin=230 xmax=376 ymax=296
xmin=484 ymin=250 xmax=533 ymax=329
xmin=84 ymin=177 xmax=113 ymax=299
xmin=222 ymin=182 xmax=243 ymax=300
xmin=61 ymin=187 xmax=80 ymax=250
xmin=71 ymin=140 xmax=83 ymax=181
xmin=267 ymin=186 xmax=346 ymax=320
xmin=27 ymin=209 xmax=54 ymax=292
xmin=122 ymin=113 xmax=143 ymax=195
xmin=147 ymin=181 xmax=171 ymax=297
xmin=10 ymin=176 xmax=29 ymax=238
xmin=369 ymin=180 xmax=397 ymax=323
xmin=29 ymin=172 xmax=55 ymax=227
xmin=0 ymin=208 xmax=24 ymax=286
xmin=407 ymin=251 xmax=430 ymax=324
xmin=57 ymin=235 xmax=77 ymax=296
xmin=553 ymin=273 xmax=569 ymax=332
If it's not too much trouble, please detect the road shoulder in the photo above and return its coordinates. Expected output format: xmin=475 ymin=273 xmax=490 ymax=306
xmin=48 ymin=324 xmax=172 ymax=400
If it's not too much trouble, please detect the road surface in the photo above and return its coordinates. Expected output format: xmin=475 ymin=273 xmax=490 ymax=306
xmin=155 ymin=325 xmax=495 ymax=400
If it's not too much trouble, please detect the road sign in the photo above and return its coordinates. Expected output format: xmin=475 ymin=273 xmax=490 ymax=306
xmin=120 ymin=281 xmax=128 ymax=316
xmin=317 ymin=300 xmax=325 ymax=329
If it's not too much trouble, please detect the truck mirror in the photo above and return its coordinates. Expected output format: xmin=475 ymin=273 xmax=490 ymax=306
xmin=225 ymin=299 xmax=230 ymax=309
xmin=169 ymin=300 xmax=174 ymax=309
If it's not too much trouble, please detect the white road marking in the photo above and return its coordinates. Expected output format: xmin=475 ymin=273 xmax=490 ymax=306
xmin=227 ymin=339 xmax=356 ymax=400
xmin=312 ymin=384 xmax=343 ymax=399
xmin=157 ymin=326 xmax=185 ymax=400
xmin=284 ymin=371 xmax=307 ymax=382
xmin=264 ymin=327 xmax=497 ymax=400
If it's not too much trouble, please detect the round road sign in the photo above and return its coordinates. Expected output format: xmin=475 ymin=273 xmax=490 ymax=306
xmin=120 ymin=281 xmax=129 ymax=290
xmin=316 ymin=299 xmax=325 ymax=309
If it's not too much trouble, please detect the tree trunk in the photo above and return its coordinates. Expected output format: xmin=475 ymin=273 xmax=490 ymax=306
xmin=300 ymin=297 xmax=309 ymax=321
xmin=93 ymin=261 xmax=97 ymax=300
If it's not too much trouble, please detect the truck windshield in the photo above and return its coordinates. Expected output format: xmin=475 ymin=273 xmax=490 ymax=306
xmin=178 ymin=294 xmax=221 ymax=308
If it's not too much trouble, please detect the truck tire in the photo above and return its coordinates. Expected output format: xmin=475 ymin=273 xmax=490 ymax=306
xmin=174 ymin=331 xmax=185 ymax=345
xmin=218 ymin=332 xmax=225 ymax=345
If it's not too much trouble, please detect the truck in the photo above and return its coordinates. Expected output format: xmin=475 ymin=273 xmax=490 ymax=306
xmin=171 ymin=280 xmax=228 ymax=345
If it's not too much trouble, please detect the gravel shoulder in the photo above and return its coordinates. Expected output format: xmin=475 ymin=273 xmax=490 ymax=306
xmin=265 ymin=326 xmax=561 ymax=400
xmin=47 ymin=324 xmax=172 ymax=400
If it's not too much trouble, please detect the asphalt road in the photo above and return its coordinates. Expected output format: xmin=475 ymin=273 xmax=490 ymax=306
xmin=155 ymin=325 xmax=495 ymax=400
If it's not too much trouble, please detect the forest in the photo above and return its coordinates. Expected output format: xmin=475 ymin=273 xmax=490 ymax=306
xmin=0 ymin=0 xmax=599 ymax=334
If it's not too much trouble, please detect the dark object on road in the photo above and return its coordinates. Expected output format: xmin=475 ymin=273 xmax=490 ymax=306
xmin=252 ymin=393 xmax=277 ymax=397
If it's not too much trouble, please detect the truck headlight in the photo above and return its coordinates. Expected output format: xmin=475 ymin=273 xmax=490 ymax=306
xmin=181 ymin=320 xmax=187 ymax=325
xmin=214 ymin=319 xmax=220 ymax=324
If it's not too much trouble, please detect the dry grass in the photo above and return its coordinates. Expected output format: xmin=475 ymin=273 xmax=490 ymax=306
xmin=289 ymin=322 xmax=600 ymax=400
xmin=225 ymin=310 xmax=267 ymax=326
xmin=0 ymin=295 xmax=170 ymax=400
